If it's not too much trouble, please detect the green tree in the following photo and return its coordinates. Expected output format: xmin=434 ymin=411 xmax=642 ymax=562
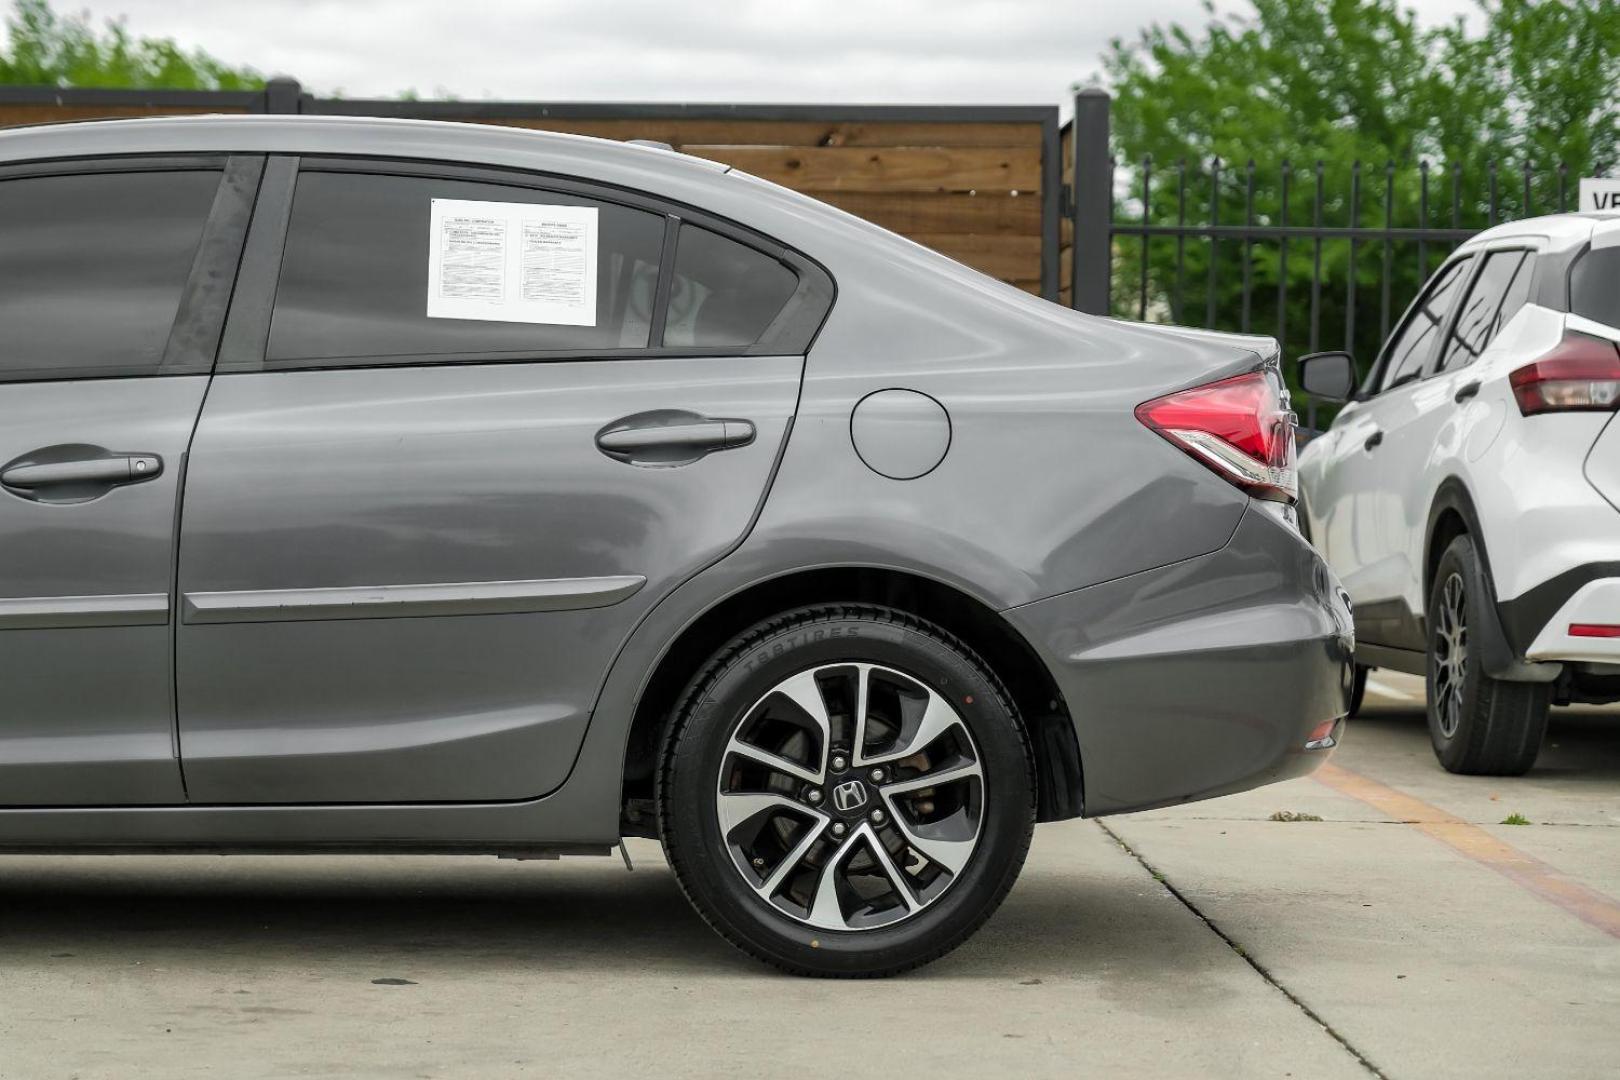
xmin=1099 ymin=0 xmax=1620 ymax=395
xmin=0 ymin=0 xmax=263 ymax=89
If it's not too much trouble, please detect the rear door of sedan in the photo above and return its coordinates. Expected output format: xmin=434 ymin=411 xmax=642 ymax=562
xmin=173 ymin=156 xmax=825 ymax=804
xmin=0 ymin=154 xmax=257 ymax=805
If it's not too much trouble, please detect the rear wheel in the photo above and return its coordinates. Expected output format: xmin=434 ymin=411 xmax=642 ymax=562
xmin=1348 ymin=664 xmax=1369 ymax=718
xmin=1426 ymin=535 xmax=1548 ymax=775
xmin=658 ymin=604 xmax=1035 ymax=977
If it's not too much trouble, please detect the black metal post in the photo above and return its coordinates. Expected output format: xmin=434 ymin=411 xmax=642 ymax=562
xmin=1039 ymin=109 xmax=1061 ymax=303
xmin=263 ymin=76 xmax=303 ymax=115
xmin=1070 ymin=89 xmax=1112 ymax=315
xmin=1139 ymin=155 xmax=1151 ymax=319
xmin=1207 ymin=157 xmax=1220 ymax=329
xmin=1346 ymin=161 xmax=1360 ymax=353
xmin=1241 ymin=159 xmax=1254 ymax=332
xmin=1277 ymin=160 xmax=1290 ymax=348
xmin=1310 ymin=161 xmax=1323 ymax=353
xmin=1419 ymin=160 xmax=1430 ymax=280
xmin=1174 ymin=160 xmax=1187 ymax=324
xmin=1380 ymin=161 xmax=1393 ymax=340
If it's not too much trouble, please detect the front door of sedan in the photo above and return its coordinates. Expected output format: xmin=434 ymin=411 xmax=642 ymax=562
xmin=0 ymin=157 xmax=256 ymax=805
xmin=174 ymin=160 xmax=823 ymax=804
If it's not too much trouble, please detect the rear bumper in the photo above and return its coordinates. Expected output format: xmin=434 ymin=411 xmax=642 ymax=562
xmin=1519 ymin=572 xmax=1620 ymax=662
xmin=1005 ymin=503 xmax=1355 ymax=817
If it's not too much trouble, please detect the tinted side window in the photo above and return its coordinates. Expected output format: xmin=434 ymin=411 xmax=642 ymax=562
xmin=1571 ymin=246 xmax=1620 ymax=329
xmin=1494 ymin=251 xmax=1535 ymax=335
xmin=664 ymin=225 xmax=799 ymax=349
xmin=1377 ymin=256 xmax=1472 ymax=392
xmin=268 ymin=172 xmax=665 ymax=365
xmin=1439 ymin=250 xmax=1531 ymax=371
xmin=0 ymin=169 xmax=219 ymax=381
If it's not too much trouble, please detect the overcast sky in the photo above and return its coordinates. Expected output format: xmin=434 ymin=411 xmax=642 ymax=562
xmin=39 ymin=0 xmax=1483 ymax=105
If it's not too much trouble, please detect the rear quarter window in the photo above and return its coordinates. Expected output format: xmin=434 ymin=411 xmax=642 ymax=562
xmin=663 ymin=224 xmax=799 ymax=349
xmin=1571 ymin=245 xmax=1620 ymax=328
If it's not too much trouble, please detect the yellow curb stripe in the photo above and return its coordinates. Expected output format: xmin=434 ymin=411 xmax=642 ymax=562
xmin=1316 ymin=762 xmax=1620 ymax=941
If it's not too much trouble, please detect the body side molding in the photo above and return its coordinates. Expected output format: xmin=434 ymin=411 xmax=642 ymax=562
xmin=0 ymin=592 xmax=170 ymax=630
xmin=182 ymin=575 xmax=646 ymax=624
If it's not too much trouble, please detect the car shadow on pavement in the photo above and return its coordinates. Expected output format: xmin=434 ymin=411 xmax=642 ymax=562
xmin=1352 ymin=701 xmax=1620 ymax=783
xmin=0 ymin=842 xmax=1170 ymax=982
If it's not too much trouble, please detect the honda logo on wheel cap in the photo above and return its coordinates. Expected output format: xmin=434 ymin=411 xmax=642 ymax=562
xmin=831 ymin=780 xmax=868 ymax=812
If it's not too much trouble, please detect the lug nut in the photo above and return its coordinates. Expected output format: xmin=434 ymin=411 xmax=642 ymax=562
xmin=869 ymin=767 xmax=886 ymax=783
xmin=831 ymin=822 xmax=847 ymax=838
xmin=806 ymin=788 xmax=824 ymax=805
xmin=830 ymin=754 xmax=848 ymax=772
xmin=752 ymin=856 xmax=766 ymax=870
xmin=869 ymin=808 xmax=886 ymax=825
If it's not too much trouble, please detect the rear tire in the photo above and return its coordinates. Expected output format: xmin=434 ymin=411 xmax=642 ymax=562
xmin=658 ymin=604 xmax=1035 ymax=977
xmin=1348 ymin=664 xmax=1369 ymax=718
xmin=1425 ymin=535 xmax=1548 ymax=775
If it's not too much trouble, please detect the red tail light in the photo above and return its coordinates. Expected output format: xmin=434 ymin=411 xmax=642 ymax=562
xmin=1135 ymin=370 xmax=1298 ymax=502
xmin=1509 ymin=331 xmax=1620 ymax=415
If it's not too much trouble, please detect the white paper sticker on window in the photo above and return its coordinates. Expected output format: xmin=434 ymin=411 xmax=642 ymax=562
xmin=426 ymin=199 xmax=598 ymax=325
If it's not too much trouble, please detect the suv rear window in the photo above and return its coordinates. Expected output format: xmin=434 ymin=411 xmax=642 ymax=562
xmin=1571 ymin=246 xmax=1620 ymax=328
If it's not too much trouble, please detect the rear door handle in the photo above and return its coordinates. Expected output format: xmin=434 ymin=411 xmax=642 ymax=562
xmin=1363 ymin=430 xmax=1384 ymax=451
xmin=596 ymin=420 xmax=753 ymax=453
xmin=1 ymin=453 xmax=162 ymax=489
xmin=1454 ymin=380 xmax=1482 ymax=403
xmin=596 ymin=412 xmax=755 ymax=465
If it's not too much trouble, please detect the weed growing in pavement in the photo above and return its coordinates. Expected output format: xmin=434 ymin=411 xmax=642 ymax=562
xmin=1500 ymin=813 xmax=1531 ymax=825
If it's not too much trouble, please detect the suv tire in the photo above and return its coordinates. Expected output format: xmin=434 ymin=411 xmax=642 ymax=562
xmin=1426 ymin=535 xmax=1549 ymax=775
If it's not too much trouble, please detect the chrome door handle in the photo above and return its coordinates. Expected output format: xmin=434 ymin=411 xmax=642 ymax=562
xmin=1 ymin=453 xmax=162 ymax=489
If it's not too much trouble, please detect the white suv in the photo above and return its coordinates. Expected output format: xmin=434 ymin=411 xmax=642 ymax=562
xmin=1298 ymin=212 xmax=1620 ymax=775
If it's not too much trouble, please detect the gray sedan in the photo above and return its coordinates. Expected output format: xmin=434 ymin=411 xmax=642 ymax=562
xmin=0 ymin=115 xmax=1352 ymax=976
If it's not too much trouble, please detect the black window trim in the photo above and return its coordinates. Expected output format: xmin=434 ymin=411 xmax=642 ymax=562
xmin=0 ymin=152 xmax=259 ymax=385
xmin=0 ymin=152 xmax=230 ymax=181
xmin=219 ymin=154 xmax=836 ymax=374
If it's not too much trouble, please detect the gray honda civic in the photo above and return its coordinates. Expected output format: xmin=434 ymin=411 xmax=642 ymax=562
xmin=0 ymin=115 xmax=1353 ymax=976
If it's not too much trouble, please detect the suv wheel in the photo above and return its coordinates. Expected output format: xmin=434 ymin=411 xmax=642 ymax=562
xmin=658 ymin=604 xmax=1035 ymax=977
xmin=1426 ymin=535 xmax=1549 ymax=775
xmin=1348 ymin=664 xmax=1369 ymax=718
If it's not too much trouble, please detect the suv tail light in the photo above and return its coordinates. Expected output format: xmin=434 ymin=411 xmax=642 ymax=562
xmin=1509 ymin=331 xmax=1620 ymax=415
xmin=1135 ymin=370 xmax=1298 ymax=502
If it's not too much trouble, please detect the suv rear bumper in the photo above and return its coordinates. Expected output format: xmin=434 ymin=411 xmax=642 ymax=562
xmin=1005 ymin=503 xmax=1354 ymax=817
xmin=1515 ymin=569 xmax=1620 ymax=662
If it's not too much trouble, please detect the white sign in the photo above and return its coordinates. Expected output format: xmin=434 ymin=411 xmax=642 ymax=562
xmin=1579 ymin=178 xmax=1620 ymax=213
xmin=426 ymin=199 xmax=598 ymax=325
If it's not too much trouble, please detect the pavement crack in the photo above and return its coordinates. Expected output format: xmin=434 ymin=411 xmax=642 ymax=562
xmin=1096 ymin=820 xmax=1391 ymax=1080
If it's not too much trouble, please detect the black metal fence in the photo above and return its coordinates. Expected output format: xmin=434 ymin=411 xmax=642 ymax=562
xmin=1064 ymin=90 xmax=1578 ymax=379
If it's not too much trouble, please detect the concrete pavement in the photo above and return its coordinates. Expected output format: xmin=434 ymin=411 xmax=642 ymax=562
xmin=0 ymin=676 xmax=1614 ymax=1079
xmin=1108 ymin=673 xmax=1620 ymax=1080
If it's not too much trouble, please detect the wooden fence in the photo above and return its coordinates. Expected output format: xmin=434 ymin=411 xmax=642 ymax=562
xmin=0 ymin=80 xmax=1060 ymax=299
